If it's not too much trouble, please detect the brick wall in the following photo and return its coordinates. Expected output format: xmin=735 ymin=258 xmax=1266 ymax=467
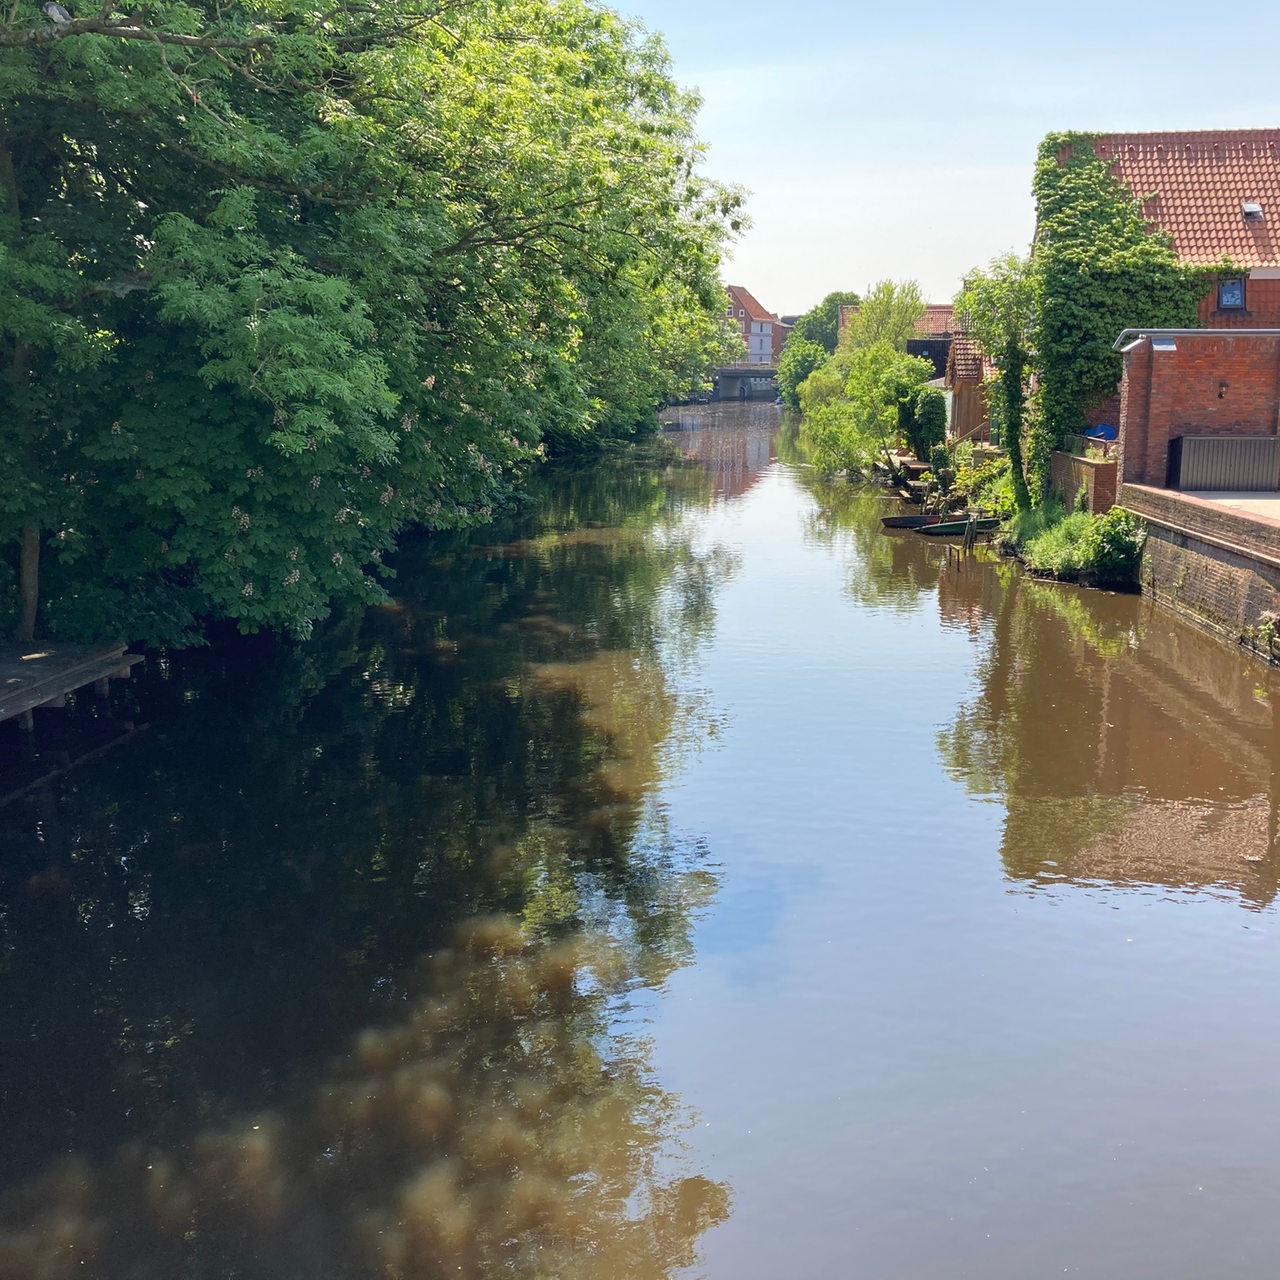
xmin=1122 ymin=482 xmax=1280 ymax=640
xmin=1199 ymin=278 xmax=1280 ymax=328
xmin=1050 ymin=452 xmax=1118 ymax=513
xmin=1085 ymin=393 xmax=1121 ymax=428
xmin=1118 ymin=333 xmax=1280 ymax=487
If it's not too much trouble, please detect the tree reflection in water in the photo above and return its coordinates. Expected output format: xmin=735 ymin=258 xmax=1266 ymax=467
xmin=776 ymin=425 xmax=947 ymax=612
xmin=0 ymin=451 xmax=734 ymax=1279
xmin=1 ymin=918 xmax=730 ymax=1280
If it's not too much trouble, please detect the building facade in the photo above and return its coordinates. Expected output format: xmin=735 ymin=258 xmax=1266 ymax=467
xmin=725 ymin=285 xmax=780 ymax=365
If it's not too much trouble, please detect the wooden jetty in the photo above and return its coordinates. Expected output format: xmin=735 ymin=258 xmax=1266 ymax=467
xmin=0 ymin=643 xmax=143 ymax=727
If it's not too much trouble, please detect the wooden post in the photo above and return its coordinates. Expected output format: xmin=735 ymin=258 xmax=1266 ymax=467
xmin=16 ymin=525 xmax=39 ymax=644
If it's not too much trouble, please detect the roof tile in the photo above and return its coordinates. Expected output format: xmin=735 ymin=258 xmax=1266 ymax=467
xmin=949 ymin=336 xmax=982 ymax=381
xmin=725 ymin=285 xmax=777 ymax=323
xmin=1093 ymin=129 xmax=1280 ymax=268
xmin=914 ymin=304 xmax=955 ymax=336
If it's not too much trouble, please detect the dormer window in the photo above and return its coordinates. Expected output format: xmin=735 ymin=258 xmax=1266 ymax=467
xmin=1243 ymin=201 xmax=1264 ymax=221
xmin=1218 ymin=277 xmax=1246 ymax=310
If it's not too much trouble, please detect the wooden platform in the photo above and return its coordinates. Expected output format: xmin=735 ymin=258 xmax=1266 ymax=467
xmin=0 ymin=644 xmax=143 ymax=725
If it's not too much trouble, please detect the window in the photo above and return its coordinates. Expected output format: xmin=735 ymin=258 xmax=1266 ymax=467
xmin=1218 ymin=278 xmax=1246 ymax=310
xmin=726 ymin=305 xmax=733 ymax=316
xmin=739 ymin=309 xmax=745 ymax=318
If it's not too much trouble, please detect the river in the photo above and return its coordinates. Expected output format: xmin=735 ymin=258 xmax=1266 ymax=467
xmin=3 ymin=402 xmax=1280 ymax=1278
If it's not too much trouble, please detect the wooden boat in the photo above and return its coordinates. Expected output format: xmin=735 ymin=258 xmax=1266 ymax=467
xmin=917 ymin=516 xmax=1001 ymax=537
xmin=881 ymin=512 xmax=953 ymax=529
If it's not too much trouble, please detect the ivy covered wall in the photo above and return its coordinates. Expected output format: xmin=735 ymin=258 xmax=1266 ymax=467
xmin=1030 ymin=132 xmax=1217 ymax=496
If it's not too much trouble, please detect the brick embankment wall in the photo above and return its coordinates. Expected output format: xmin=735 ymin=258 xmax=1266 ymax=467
xmin=1051 ymin=453 xmax=1118 ymax=514
xmin=1122 ymin=483 xmax=1280 ymax=641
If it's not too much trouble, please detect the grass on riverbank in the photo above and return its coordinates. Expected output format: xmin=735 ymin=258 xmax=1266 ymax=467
xmin=998 ymin=500 xmax=1146 ymax=590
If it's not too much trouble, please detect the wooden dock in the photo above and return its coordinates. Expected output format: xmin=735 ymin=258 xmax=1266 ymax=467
xmin=0 ymin=644 xmax=143 ymax=726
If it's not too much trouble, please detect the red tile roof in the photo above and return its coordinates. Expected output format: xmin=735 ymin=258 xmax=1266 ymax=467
xmin=948 ymin=336 xmax=983 ymax=381
xmin=725 ymin=285 xmax=777 ymax=323
xmin=914 ymin=304 xmax=954 ymax=336
xmin=837 ymin=302 xmax=955 ymax=338
xmin=1094 ymin=130 xmax=1280 ymax=268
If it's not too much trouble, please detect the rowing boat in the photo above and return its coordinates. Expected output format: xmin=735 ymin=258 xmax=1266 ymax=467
xmin=917 ymin=517 xmax=1001 ymax=537
xmin=881 ymin=512 xmax=953 ymax=529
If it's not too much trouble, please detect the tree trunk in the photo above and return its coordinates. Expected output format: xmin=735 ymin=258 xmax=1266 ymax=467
xmin=1003 ymin=348 xmax=1032 ymax=512
xmin=3 ymin=137 xmax=39 ymax=644
xmin=16 ymin=525 xmax=39 ymax=644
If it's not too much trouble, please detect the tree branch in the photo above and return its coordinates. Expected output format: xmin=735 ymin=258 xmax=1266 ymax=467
xmin=0 ymin=3 xmax=464 ymax=51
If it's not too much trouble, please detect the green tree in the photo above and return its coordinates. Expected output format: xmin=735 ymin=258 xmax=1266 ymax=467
xmin=799 ymin=341 xmax=932 ymax=475
xmin=777 ymin=336 xmax=827 ymax=410
xmin=954 ymin=252 xmax=1035 ymax=510
xmin=906 ymin=385 xmax=947 ymax=462
xmin=790 ymin=289 xmax=860 ymax=354
xmin=0 ymin=0 xmax=742 ymax=643
xmin=840 ymin=279 xmax=925 ymax=352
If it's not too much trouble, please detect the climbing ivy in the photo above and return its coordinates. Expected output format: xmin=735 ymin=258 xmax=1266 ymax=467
xmin=1031 ymin=131 xmax=1220 ymax=495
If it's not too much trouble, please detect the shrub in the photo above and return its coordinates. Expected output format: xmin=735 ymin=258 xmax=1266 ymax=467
xmin=952 ymin=455 xmax=1012 ymax=516
xmin=778 ymin=337 xmax=828 ymax=410
xmin=906 ymin=386 xmax=947 ymax=460
xmin=1078 ymin=506 xmax=1146 ymax=588
xmin=1021 ymin=509 xmax=1094 ymax=577
xmin=1010 ymin=502 xmax=1145 ymax=589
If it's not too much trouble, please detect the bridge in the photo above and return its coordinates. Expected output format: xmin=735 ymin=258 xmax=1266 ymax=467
xmin=714 ymin=363 xmax=777 ymax=401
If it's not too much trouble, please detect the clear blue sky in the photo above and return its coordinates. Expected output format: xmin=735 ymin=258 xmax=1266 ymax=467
xmin=613 ymin=0 xmax=1280 ymax=316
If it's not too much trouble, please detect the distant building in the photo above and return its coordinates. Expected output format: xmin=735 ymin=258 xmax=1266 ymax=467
xmin=906 ymin=306 xmax=956 ymax=380
xmin=725 ymin=285 xmax=780 ymax=365
xmin=913 ymin=304 xmax=954 ymax=338
xmin=837 ymin=301 xmax=956 ymax=378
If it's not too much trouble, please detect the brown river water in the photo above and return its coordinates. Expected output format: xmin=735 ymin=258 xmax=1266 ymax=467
xmin=2 ymin=402 xmax=1280 ymax=1278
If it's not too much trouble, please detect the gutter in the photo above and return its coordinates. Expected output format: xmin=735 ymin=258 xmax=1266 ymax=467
xmin=1112 ymin=327 xmax=1280 ymax=351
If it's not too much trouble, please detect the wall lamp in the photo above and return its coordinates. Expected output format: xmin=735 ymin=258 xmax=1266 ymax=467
xmin=1218 ymin=381 xmax=1229 ymax=399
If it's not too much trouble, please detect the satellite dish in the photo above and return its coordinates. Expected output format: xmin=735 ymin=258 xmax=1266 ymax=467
xmin=43 ymin=1 xmax=73 ymax=23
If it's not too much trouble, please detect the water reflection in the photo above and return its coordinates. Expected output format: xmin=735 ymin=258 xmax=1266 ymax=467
xmin=661 ymin=402 xmax=779 ymax=503
xmin=772 ymin=433 xmax=950 ymax=612
xmin=0 ymin=918 xmax=729 ymax=1280
xmin=14 ymin=411 xmax=1280 ymax=1280
xmin=938 ymin=561 xmax=1280 ymax=904
xmin=0 ymin=451 xmax=733 ymax=1277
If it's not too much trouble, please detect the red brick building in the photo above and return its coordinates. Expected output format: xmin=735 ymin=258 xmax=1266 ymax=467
xmin=724 ymin=285 xmax=781 ymax=365
xmin=1097 ymin=130 xmax=1280 ymax=325
xmin=1116 ymin=329 xmax=1280 ymax=489
xmin=836 ymin=302 xmax=955 ymax=344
